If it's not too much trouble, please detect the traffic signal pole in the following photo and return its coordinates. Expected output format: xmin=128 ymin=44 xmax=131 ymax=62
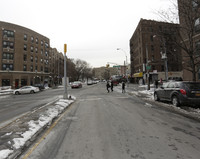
xmin=63 ymin=44 xmax=68 ymax=99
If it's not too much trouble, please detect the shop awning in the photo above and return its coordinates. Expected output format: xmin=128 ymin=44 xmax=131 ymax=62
xmin=133 ymin=72 xmax=143 ymax=78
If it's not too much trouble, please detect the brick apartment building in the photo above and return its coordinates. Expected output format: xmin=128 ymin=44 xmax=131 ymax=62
xmin=178 ymin=0 xmax=200 ymax=81
xmin=130 ymin=19 xmax=182 ymax=83
xmin=0 ymin=21 xmax=64 ymax=88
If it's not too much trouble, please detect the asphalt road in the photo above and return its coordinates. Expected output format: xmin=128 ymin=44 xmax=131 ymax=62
xmin=0 ymin=87 xmax=67 ymax=126
xmin=19 ymin=83 xmax=200 ymax=159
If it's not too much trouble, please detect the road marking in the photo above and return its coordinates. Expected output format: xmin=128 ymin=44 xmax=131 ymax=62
xmin=79 ymin=98 xmax=102 ymax=101
xmin=22 ymin=104 xmax=73 ymax=159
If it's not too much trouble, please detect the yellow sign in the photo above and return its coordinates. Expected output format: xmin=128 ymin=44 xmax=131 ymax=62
xmin=64 ymin=44 xmax=67 ymax=54
xmin=133 ymin=72 xmax=143 ymax=78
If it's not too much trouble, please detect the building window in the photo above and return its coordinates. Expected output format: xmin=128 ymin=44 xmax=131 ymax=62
xmin=3 ymin=41 xmax=14 ymax=49
xmin=41 ymin=50 xmax=43 ymax=55
xmin=35 ymin=47 xmax=38 ymax=53
xmin=24 ymin=54 xmax=27 ymax=61
xmin=31 ymin=46 xmax=34 ymax=52
xmin=195 ymin=18 xmax=200 ymax=32
xmin=2 ymin=79 xmax=10 ymax=86
xmin=2 ymin=64 xmax=13 ymax=70
xmin=31 ymin=65 xmax=33 ymax=72
xmin=36 ymin=38 xmax=38 ymax=44
xmin=35 ymin=57 xmax=38 ymax=63
xmin=151 ymin=45 xmax=154 ymax=52
xmin=24 ymin=44 xmax=27 ymax=51
xmin=2 ymin=53 xmax=14 ymax=60
xmin=41 ymin=66 xmax=43 ymax=71
xmin=23 ymin=65 xmax=27 ymax=71
xmin=195 ymin=41 xmax=200 ymax=56
xmin=45 ymin=42 xmax=49 ymax=48
xmin=35 ymin=66 xmax=37 ymax=72
xmin=41 ymin=58 xmax=43 ymax=63
xmin=3 ymin=30 xmax=14 ymax=38
xmin=152 ymin=55 xmax=154 ymax=61
xmin=41 ymin=40 xmax=43 ymax=46
xmin=161 ymin=65 xmax=164 ymax=71
xmin=150 ymin=35 xmax=154 ymax=42
xmin=24 ymin=34 xmax=27 ymax=41
xmin=44 ymin=67 xmax=48 ymax=73
xmin=45 ymin=51 xmax=48 ymax=56
xmin=31 ymin=56 xmax=33 ymax=62
xmin=31 ymin=36 xmax=34 ymax=43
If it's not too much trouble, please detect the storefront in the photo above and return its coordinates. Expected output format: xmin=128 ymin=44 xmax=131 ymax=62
xmin=133 ymin=72 xmax=143 ymax=84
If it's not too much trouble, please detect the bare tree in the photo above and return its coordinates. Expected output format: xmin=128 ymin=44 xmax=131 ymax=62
xmin=72 ymin=59 xmax=93 ymax=81
xmin=157 ymin=0 xmax=200 ymax=81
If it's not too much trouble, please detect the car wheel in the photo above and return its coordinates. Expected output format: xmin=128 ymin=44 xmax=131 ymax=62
xmin=172 ymin=95 xmax=180 ymax=107
xmin=154 ymin=93 xmax=160 ymax=101
xmin=30 ymin=90 xmax=35 ymax=94
xmin=15 ymin=91 xmax=20 ymax=95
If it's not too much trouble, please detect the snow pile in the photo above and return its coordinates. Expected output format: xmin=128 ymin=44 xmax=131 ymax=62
xmin=0 ymin=98 xmax=74 ymax=159
xmin=0 ymin=149 xmax=14 ymax=159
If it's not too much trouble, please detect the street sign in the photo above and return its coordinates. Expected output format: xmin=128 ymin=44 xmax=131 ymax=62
xmin=64 ymin=44 xmax=67 ymax=54
xmin=146 ymin=65 xmax=151 ymax=70
xmin=113 ymin=65 xmax=120 ymax=68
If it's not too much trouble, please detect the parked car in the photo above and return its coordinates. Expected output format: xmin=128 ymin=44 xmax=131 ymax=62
xmin=154 ymin=81 xmax=200 ymax=107
xmin=168 ymin=77 xmax=183 ymax=81
xmin=71 ymin=81 xmax=82 ymax=89
xmin=87 ymin=81 xmax=93 ymax=85
xmin=92 ymin=80 xmax=98 ymax=84
xmin=34 ymin=84 xmax=45 ymax=91
xmin=13 ymin=86 xmax=40 ymax=95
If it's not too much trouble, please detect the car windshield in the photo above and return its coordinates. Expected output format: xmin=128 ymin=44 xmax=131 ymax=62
xmin=162 ymin=82 xmax=169 ymax=88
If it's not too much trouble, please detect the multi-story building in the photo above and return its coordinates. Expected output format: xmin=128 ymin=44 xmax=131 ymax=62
xmin=130 ymin=19 xmax=182 ymax=83
xmin=178 ymin=0 xmax=200 ymax=81
xmin=0 ymin=21 xmax=64 ymax=88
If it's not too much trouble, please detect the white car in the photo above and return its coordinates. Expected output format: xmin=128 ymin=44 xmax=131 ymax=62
xmin=13 ymin=86 xmax=40 ymax=95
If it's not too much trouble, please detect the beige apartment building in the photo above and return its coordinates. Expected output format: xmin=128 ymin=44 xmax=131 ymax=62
xmin=0 ymin=21 xmax=64 ymax=88
xmin=130 ymin=19 xmax=182 ymax=83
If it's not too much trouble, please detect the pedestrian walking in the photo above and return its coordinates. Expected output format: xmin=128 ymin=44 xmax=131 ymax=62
xmin=106 ymin=81 xmax=110 ymax=93
xmin=122 ymin=81 xmax=125 ymax=93
xmin=154 ymin=80 xmax=158 ymax=89
xmin=111 ymin=81 xmax=113 ymax=92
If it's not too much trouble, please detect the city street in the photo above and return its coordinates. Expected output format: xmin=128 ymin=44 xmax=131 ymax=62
xmin=18 ymin=83 xmax=200 ymax=159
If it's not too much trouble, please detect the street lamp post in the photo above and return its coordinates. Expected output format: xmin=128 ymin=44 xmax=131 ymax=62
xmin=146 ymin=44 xmax=150 ymax=90
xmin=153 ymin=35 xmax=168 ymax=82
xmin=116 ymin=48 xmax=129 ymax=86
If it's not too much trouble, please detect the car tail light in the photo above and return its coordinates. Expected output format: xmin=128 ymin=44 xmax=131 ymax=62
xmin=180 ymin=89 xmax=186 ymax=95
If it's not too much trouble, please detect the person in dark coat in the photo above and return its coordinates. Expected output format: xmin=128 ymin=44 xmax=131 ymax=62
xmin=122 ymin=81 xmax=125 ymax=93
xmin=106 ymin=81 xmax=110 ymax=93
xmin=111 ymin=81 xmax=113 ymax=92
xmin=155 ymin=80 xmax=158 ymax=89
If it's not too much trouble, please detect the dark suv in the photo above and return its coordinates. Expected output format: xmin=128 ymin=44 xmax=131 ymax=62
xmin=154 ymin=81 xmax=200 ymax=107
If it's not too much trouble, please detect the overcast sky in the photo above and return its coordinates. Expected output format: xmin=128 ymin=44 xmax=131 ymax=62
xmin=0 ymin=0 xmax=174 ymax=68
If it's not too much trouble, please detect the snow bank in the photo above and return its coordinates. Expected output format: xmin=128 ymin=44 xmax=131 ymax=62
xmin=0 ymin=98 xmax=74 ymax=159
